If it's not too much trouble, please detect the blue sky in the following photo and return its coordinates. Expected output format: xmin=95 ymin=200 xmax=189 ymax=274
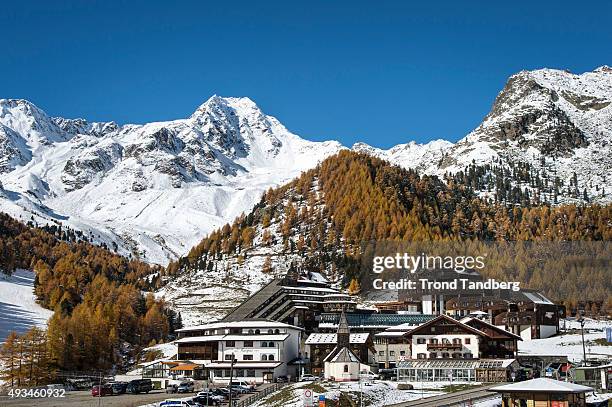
xmin=1 ymin=1 xmax=610 ymax=148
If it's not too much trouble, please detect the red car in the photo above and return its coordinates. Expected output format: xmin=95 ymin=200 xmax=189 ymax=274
xmin=92 ymin=384 xmax=113 ymax=397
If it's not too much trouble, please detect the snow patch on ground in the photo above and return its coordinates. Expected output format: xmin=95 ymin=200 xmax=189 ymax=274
xmin=0 ymin=269 xmax=53 ymax=343
xmin=518 ymin=318 xmax=612 ymax=362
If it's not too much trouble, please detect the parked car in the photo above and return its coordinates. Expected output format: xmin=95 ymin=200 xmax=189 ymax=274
xmin=197 ymin=390 xmax=225 ymax=401
xmin=126 ymin=378 xmax=153 ymax=394
xmin=193 ymin=393 xmax=223 ymax=406
xmin=160 ymin=400 xmax=203 ymax=407
xmin=110 ymin=382 xmax=128 ymax=395
xmin=229 ymin=384 xmax=249 ymax=394
xmin=177 ymin=381 xmax=195 ymax=393
xmin=275 ymin=375 xmax=288 ymax=383
xmin=231 ymin=380 xmax=255 ymax=391
xmin=359 ymin=370 xmax=380 ymax=380
xmin=300 ymin=374 xmax=317 ymax=382
xmin=166 ymin=384 xmax=179 ymax=394
xmin=216 ymin=387 xmax=239 ymax=399
xmin=210 ymin=388 xmax=231 ymax=399
xmin=378 ymin=368 xmax=397 ymax=381
xmin=91 ymin=384 xmax=113 ymax=397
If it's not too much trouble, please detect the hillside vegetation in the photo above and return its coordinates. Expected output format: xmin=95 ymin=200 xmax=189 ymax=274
xmin=0 ymin=213 xmax=178 ymax=378
xmin=167 ymin=151 xmax=611 ymax=306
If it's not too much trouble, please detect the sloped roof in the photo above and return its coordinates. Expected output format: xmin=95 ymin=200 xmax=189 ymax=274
xmin=489 ymin=378 xmax=593 ymax=393
xmin=305 ymin=333 xmax=369 ymax=345
xmin=461 ymin=317 xmax=522 ymax=340
xmin=407 ymin=314 xmax=486 ymax=337
xmin=329 ymin=347 xmax=360 ymax=363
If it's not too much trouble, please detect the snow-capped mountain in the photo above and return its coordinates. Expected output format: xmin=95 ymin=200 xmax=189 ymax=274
xmin=0 ymin=96 xmax=343 ymax=264
xmin=352 ymin=139 xmax=453 ymax=175
xmin=0 ymin=66 xmax=610 ymax=265
xmin=358 ymin=66 xmax=612 ymax=204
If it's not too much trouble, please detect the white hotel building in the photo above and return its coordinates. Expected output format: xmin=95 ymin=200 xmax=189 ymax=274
xmin=176 ymin=320 xmax=303 ymax=384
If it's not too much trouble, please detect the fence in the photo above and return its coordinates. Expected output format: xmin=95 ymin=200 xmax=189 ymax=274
xmin=235 ymin=382 xmax=287 ymax=407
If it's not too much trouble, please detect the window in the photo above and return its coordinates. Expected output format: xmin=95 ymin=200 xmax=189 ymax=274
xmin=225 ymin=354 xmax=233 ymax=361
xmin=255 ymin=329 xmax=261 ymax=334
xmin=226 ymin=340 xmax=235 ymax=347
xmin=400 ymin=351 xmax=406 ymax=356
xmin=243 ymin=355 xmax=253 ymax=361
xmin=224 ymin=369 xmax=232 ymax=377
xmin=274 ymin=329 xmax=280 ymax=334
xmin=429 ymin=339 xmax=438 ymax=344
xmin=442 ymin=353 xmax=450 ymax=358
xmin=261 ymin=355 xmax=268 ymax=361
xmin=269 ymin=355 xmax=274 ymax=361
xmin=214 ymin=369 xmax=222 ymax=377
xmin=429 ymin=353 xmax=437 ymax=359
xmin=248 ymin=329 xmax=254 ymax=334
xmin=453 ymin=338 xmax=461 ymax=344
xmin=389 ymin=351 xmax=395 ymax=356
xmin=379 ymin=351 xmax=384 ymax=356
xmin=464 ymin=353 xmax=473 ymax=359
xmin=247 ymin=369 xmax=255 ymax=377
xmin=268 ymin=342 xmax=275 ymax=347
xmin=244 ymin=341 xmax=253 ymax=347
xmin=417 ymin=353 xmax=426 ymax=359
xmin=417 ymin=338 xmax=426 ymax=344
xmin=261 ymin=342 xmax=268 ymax=348
xmin=465 ymin=338 xmax=471 ymax=344
xmin=343 ymin=365 xmax=349 ymax=373
xmin=268 ymin=329 xmax=274 ymax=334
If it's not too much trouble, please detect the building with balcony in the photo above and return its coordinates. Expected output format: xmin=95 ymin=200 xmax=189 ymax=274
xmin=175 ymin=319 xmax=303 ymax=384
xmin=221 ymin=272 xmax=356 ymax=333
xmin=445 ymin=290 xmax=564 ymax=339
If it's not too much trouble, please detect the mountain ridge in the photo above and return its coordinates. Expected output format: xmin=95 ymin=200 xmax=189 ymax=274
xmin=0 ymin=66 xmax=610 ymax=264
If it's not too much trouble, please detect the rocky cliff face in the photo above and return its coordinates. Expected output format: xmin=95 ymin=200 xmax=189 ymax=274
xmin=0 ymin=96 xmax=343 ymax=264
xmin=0 ymin=67 xmax=610 ymax=264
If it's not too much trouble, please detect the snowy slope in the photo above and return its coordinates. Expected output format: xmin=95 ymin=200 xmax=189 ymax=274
xmin=1 ymin=66 xmax=610 ymax=265
xmin=518 ymin=318 xmax=612 ymax=363
xmin=0 ymin=97 xmax=343 ymax=264
xmin=0 ymin=270 xmax=53 ymax=343
xmin=360 ymin=66 xmax=612 ymax=205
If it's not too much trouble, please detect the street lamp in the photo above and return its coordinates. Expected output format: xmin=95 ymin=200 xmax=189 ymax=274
xmin=228 ymin=354 xmax=237 ymax=407
xmin=577 ymin=317 xmax=587 ymax=366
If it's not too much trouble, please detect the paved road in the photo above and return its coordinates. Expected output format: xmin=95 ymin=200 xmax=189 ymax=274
xmin=0 ymin=390 xmax=173 ymax=407
xmin=388 ymin=384 xmax=500 ymax=407
xmin=0 ymin=384 xmax=278 ymax=407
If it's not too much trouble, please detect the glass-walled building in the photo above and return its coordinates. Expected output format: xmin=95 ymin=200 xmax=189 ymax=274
xmin=397 ymin=359 xmax=478 ymax=382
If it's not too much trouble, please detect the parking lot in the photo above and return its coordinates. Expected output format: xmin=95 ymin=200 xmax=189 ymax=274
xmin=0 ymin=385 xmax=278 ymax=407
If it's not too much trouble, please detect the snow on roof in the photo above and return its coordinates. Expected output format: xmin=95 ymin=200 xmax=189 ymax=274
xmin=222 ymin=334 xmax=289 ymax=341
xmin=176 ymin=319 xmax=303 ymax=332
xmin=281 ymin=285 xmax=339 ymax=293
xmin=329 ymin=347 xmax=360 ymax=363
xmin=175 ymin=335 xmax=226 ymax=344
xmin=375 ymin=331 xmax=408 ymax=338
xmin=523 ymin=292 xmax=554 ymax=305
xmin=477 ymin=359 xmax=517 ymax=369
xmin=460 ymin=317 xmax=523 ymax=340
xmin=206 ymin=361 xmax=283 ymax=369
xmin=489 ymin=378 xmax=593 ymax=393
xmin=305 ymin=333 xmax=369 ymax=344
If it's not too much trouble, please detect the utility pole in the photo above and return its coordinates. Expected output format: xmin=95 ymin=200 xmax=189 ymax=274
xmin=228 ymin=354 xmax=237 ymax=407
xmin=359 ymin=373 xmax=363 ymax=407
xmin=97 ymin=371 xmax=102 ymax=407
xmin=578 ymin=317 xmax=587 ymax=366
